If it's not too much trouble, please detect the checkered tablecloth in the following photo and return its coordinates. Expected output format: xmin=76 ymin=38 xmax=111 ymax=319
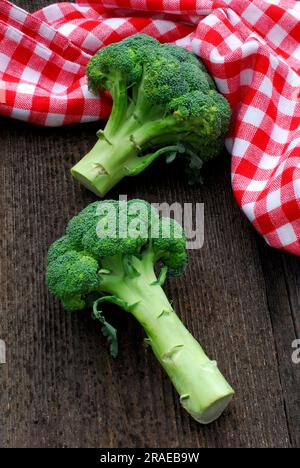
xmin=1 ymin=0 xmax=300 ymax=255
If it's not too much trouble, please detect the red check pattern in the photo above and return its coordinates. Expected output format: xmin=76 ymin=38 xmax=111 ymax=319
xmin=1 ymin=0 xmax=300 ymax=255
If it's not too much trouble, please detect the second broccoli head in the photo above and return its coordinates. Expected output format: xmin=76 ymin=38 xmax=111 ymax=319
xmin=46 ymin=199 xmax=234 ymax=424
xmin=71 ymin=34 xmax=231 ymax=197
xmin=46 ymin=199 xmax=187 ymax=312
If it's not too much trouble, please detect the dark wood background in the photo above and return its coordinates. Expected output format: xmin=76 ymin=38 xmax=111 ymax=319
xmin=1 ymin=0 xmax=300 ymax=448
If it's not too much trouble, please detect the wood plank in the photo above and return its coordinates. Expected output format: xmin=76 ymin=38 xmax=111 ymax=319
xmin=257 ymin=245 xmax=300 ymax=448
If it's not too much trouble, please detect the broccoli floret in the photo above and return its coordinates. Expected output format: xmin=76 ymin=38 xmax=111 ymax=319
xmin=47 ymin=250 xmax=100 ymax=311
xmin=47 ymin=235 xmax=79 ymax=264
xmin=46 ymin=199 xmax=234 ymax=424
xmin=71 ymin=34 xmax=231 ymax=197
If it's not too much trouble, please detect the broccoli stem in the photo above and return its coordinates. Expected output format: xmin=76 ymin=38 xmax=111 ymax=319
xmin=99 ymin=254 xmax=234 ymax=424
xmin=104 ymin=77 xmax=129 ymax=137
xmin=131 ymin=286 xmax=234 ymax=424
xmin=71 ymin=137 xmax=136 ymax=197
xmin=70 ymin=115 xmax=179 ymax=197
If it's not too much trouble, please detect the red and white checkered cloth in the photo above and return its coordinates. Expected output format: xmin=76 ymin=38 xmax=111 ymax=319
xmin=1 ymin=0 xmax=300 ymax=255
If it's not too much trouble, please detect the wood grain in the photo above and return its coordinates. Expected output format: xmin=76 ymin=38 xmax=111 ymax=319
xmin=0 ymin=0 xmax=299 ymax=448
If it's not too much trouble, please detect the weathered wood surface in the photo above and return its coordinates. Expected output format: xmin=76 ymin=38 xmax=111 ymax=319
xmin=0 ymin=0 xmax=299 ymax=448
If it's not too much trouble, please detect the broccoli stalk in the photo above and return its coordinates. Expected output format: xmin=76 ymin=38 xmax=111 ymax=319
xmin=46 ymin=199 xmax=234 ymax=424
xmin=71 ymin=35 xmax=231 ymax=197
xmin=71 ymin=115 xmax=187 ymax=196
xmin=99 ymin=252 xmax=233 ymax=424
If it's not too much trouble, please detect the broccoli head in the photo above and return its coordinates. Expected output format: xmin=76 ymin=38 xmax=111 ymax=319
xmin=71 ymin=34 xmax=231 ymax=197
xmin=46 ymin=199 xmax=234 ymax=424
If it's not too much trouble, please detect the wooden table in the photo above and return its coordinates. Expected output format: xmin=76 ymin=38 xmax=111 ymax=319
xmin=1 ymin=0 xmax=300 ymax=448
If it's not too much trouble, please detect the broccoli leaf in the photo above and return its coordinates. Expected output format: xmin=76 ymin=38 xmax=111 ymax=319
xmin=165 ymin=152 xmax=177 ymax=164
xmin=185 ymin=152 xmax=204 ymax=185
xmin=151 ymin=266 xmax=168 ymax=286
xmin=165 ymin=144 xmax=186 ymax=165
xmin=93 ymin=299 xmax=118 ymax=358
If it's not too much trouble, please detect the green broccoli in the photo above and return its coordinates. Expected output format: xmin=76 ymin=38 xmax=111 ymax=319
xmin=71 ymin=35 xmax=231 ymax=197
xmin=46 ymin=199 xmax=234 ymax=424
